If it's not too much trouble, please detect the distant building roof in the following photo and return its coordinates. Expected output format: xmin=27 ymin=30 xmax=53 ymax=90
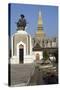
xmin=33 ymin=43 xmax=42 ymax=51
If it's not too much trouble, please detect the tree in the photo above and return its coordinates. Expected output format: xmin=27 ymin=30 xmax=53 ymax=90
xmin=43 ymin=50 xmax=49 ymax=60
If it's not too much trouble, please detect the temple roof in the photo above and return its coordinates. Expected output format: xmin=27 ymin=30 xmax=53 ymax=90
xmin=33 ymin=43 xmax=42 ymax=51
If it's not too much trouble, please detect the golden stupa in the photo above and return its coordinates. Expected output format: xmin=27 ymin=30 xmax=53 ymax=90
xmin=36 ymin=11 xmax=45 ymax=39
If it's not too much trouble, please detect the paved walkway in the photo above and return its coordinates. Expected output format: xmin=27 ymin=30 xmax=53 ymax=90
xmin=11 ymin=64 xmax=35 ymax=86
xmin=28 ymin=67 xmax=44 ymax=85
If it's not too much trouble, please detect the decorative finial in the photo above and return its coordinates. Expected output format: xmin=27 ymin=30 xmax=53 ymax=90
xmin=38 ymin=10 xmax=43 ymax=31
xmin=38 ymin=10 xmax=43 ymax=25
xmin=39 ymin=11 xmax=42 ymax=17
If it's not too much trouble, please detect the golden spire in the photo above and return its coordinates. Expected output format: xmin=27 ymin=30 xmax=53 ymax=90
xmin=38 ymin=11 xmax=43 ymax=25
xmin=38 ymin=11 xmax=43 ymax=31
xmin=35 ymin=11 xmax=45 ymax=38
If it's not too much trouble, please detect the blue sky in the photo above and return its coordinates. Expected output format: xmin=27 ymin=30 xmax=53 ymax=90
xmin=10 ymin=3 xmax=58 ymax=37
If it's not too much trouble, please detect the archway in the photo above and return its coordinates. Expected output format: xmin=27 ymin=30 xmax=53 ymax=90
xmin=36 ymin=53 xmax=40 ymax=60
xmin=19 ymin=44 xmax=24 ymax=63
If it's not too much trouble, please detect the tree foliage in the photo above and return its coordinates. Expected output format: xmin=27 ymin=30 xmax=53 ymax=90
xmin=43 ymin=50 xmax=49 ymax=60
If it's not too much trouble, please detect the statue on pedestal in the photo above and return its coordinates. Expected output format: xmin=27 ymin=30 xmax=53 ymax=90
xmin=17 ymin=14 xmax=26 ymax=30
